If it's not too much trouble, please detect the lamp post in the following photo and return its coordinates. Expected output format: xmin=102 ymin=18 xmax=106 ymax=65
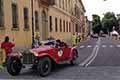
xmin=31 ymin=0 xmax=35 ymax=48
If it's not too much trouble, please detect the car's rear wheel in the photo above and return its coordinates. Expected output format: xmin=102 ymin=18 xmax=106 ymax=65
xmin=70 ymin=50 xmax=78 ymax=65
xmin=7 ymin=57 xmax=22 ymax=76
xmin=37 ymin=57 xmax=51 ymax=77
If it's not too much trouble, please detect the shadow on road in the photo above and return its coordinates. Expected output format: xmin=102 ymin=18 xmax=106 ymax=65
xmin=18 ymin=63 xmax=76 ymax=77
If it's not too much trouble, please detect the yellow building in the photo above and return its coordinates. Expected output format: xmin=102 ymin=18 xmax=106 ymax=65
xmin=0 ymin=0 xmax=33 ymax=50
xmin=48 ymin=0 xmax=72 ymax=42
xmin=0 ymin=0 xmax=86 ymax=50
xmin=48 ymin=0 xmax=86 ymax=43
xmin=0 ymin=0 xmax=54 ymax=50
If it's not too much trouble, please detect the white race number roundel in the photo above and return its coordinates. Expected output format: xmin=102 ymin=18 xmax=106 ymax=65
xmin=58 ymin=50 xmax=63 ymax=57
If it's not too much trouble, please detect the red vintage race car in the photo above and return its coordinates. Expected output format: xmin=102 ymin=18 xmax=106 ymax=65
xmin=6 ymin=40 xmax=78 ymax=77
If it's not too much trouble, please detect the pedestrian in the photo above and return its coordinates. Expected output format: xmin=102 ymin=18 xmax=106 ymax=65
xmin=77 ymin=35 xmax=81 ymax=42
xmin=72 ymin=33 xmax=77 ymax=46
xmin=1 ymin=36 xmax=15 ymax=64
xmin=34 ymin=34 xmax=41 ymax=47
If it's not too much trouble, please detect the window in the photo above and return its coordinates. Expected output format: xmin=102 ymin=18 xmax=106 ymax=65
xmin=66 ymin=21 xmax=68 ymax=32
xmin=59 ymin=0 xmax=61 ymax=8
xmin=73 ymin=24 xmax=75 ymax=32
xmin=63 ymin=0 xmax=64 ymax=9
xmin=60 ymin=19 xmax=62 ymax=32
xmin=75 ymin=24 xmax=78 ymax=32
xmin=66 ymin=0 xmax=68 ymax=11
xmin=35 ymin=11 xmax=39 ymax=31
xmin=55 ymin=0 xmax=57 ymax=6
xmin=0 ymin=0 xmax=4 ymax=27
xmin=69 ymin=22 xmax=71 ymax=32
xmin=49 ymin=16 xmax=52 ymax=32
xmin=12 ymin=3 xmax=18 ymax=28
xmin=55 ymin=18 xmax=58 ymax=32
xmin=63 ymin=20 xmax=65 ymax=32
xmin=23 ymin=7 xmax=29 ymax=29
xmin=68 ymin=1 xmax=70 ymax=12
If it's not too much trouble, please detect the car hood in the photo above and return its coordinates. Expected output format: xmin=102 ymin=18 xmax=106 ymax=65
xmin=30 ymin=45 xmax=53 ymax=53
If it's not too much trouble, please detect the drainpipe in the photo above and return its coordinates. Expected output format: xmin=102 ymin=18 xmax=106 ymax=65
xmin=31 ymin=0 xmax=35 ymax=48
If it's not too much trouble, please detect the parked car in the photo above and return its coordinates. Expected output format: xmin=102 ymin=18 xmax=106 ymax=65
xmin=91 ymin=34 xmax=99 ymax=38
xmin=100 ymin=34 xmax=106 ymax=37
xmin=6 ymin=40 xmax=78 ymax=77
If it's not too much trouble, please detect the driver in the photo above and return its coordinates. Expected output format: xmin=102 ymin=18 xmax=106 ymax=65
xmin=61 ymin=42 xmax=68 ymax=48
xmin=56 ymin=39 xmax=61 ymax=48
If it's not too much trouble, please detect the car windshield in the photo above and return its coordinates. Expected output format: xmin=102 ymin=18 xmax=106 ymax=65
xmin=41 ymin=40 xmax=56 ymax=46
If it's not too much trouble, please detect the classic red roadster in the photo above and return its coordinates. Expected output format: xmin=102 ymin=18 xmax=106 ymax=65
xmin=6 ymin=40 xmax=78 ymax=77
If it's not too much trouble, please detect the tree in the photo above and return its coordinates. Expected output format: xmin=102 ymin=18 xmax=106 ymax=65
xmin=92 ymin=14 xmax=102 ymax=34
xmin=102 ymin=12 xmax=117 ymax=34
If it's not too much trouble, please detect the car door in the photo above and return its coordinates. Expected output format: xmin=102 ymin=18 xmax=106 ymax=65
xmin=61 ymin=47 xmax=71 ymax=61
xmin=57 ymin=48 xmax=64 ymax=61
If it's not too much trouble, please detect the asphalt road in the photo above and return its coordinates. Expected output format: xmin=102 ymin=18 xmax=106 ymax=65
xmin=1 ymin=37 xmax=120 ymax=80
xmin=90 ymin=37 xmax=120 ymax=66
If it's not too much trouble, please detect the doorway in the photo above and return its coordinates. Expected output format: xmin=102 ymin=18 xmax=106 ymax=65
xmin=41 ymin=10 xmax=47 ymax=40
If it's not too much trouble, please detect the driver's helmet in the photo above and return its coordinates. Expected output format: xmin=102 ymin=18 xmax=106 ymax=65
xmin=61 ymin=42 xmax=68 ymax=48
xmin=56 ymin=39 xmax=61 ymax=47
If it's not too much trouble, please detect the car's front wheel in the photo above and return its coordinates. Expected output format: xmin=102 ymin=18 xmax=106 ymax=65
xmin=37 ymin=57 xmax=51 ymax=77
xmin=7 ymin=57 xmax=22 ymax=76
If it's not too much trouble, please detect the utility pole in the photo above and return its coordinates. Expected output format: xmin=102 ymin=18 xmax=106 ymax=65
xmin=31 ymin=0 xmax=35 ymax=48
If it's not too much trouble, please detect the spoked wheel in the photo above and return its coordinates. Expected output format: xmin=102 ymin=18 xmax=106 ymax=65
xmin=7 ymin=57 xmax=22 ymax=76
xmin=70 ymin=50 xmax=79 ymax=65
xmin=37 ymin=57 xmax=51 ymax=77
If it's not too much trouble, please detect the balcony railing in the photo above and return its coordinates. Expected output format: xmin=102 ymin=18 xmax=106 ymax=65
xmin=39 ymin=0 xmax=55 ymax=6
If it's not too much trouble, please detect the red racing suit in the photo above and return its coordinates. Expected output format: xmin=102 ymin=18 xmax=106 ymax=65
xmin=1 ymin=42 xmax=15 ymax=56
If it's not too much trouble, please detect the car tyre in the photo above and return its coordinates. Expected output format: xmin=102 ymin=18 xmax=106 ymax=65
xmin=70 ymin=50 xmax=78 ymax=65
xmin=37 ymin=57 xmax=51 ymax=77
xmin=7 ymin=57 xmax=22 ymax=76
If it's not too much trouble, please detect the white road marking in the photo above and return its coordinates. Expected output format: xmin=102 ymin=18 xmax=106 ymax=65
xmin=102 ymin=45 xmax=107 ymax=48
xmin=79 ymin=38 xmax=101 ymax=66
xmin=110 ymin=45 xmax=113 ymax=48
xmin=85 ymin=44 xmax=100 ymax=67
xmin=87 ymin=45 xmax=92 ymax=48
xmin=96 ymin=45 xmax=99 ymax=47
xmin=117 ymin=45 xmax=120 ymax=47
xmin=85 ymin=38 xmax=101 ymax=67
xmin=79 ymin=46 xmax=85 ymax=48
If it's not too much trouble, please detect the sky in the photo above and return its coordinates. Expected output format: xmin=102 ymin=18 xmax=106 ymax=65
xmin=82 ymin=0 xmax=120 ymax=21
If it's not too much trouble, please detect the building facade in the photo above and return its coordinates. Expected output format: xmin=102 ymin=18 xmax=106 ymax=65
xmin=48 ymin=0 xmax=73 ymax=42
xmin=48 ymin=0 xmax=86 ymax=43
xmin=0 ymin=0 xmax=34 ymax=50
xmin=0 ymin=0 xmax=55 ymax=50
xmin=0 ymin=0 xmax=86 ymax=50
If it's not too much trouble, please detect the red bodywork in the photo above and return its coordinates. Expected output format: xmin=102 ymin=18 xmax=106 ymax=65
xmin=30 ymin=45 xmax=77 ymax=64
xmin=1 ymin=42 xmax=15 ymax=55
xmin=7 ymin=52 xmax=22 ymax=59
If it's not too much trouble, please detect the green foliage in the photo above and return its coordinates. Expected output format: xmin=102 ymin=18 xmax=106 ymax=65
xmin=102 ymin=12 xmax=117 ymax=33
xmin=92 ymin=14 xmax=102 ymax=34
